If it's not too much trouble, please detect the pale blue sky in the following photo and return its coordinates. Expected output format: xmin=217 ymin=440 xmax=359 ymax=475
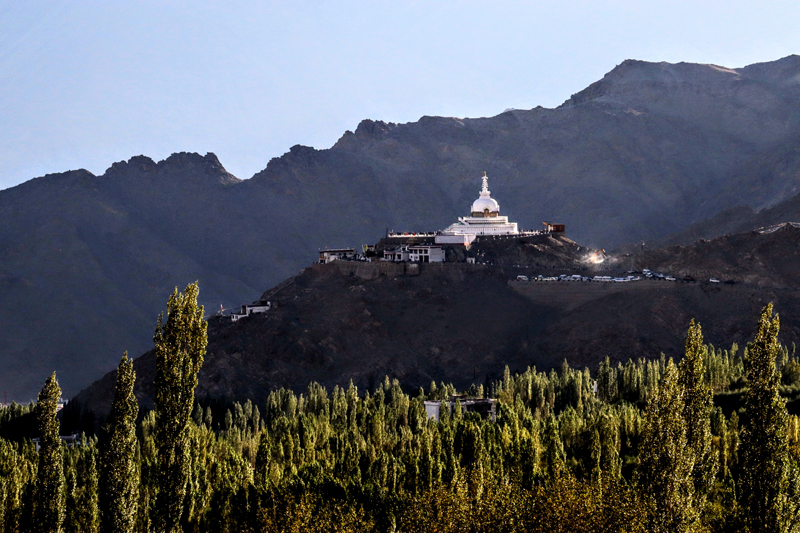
xmin=1 ymin=1 xmax=799 ymax=189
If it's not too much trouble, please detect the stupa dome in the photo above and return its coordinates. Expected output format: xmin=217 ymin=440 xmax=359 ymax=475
xmin=470 ymin=172 xmax=499 ymax=215
xmin=471 ymin=196 xmax=500 ymax=213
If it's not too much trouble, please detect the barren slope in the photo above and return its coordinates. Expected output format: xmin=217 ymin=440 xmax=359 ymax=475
xmin=74 ymin=227 xmax=800 ymax=416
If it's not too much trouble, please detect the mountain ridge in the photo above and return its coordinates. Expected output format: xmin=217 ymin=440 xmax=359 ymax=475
xmin=5 ymin=55 xmax=800 ymax=399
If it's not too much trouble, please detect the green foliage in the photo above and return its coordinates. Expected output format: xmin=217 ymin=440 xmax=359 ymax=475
xmin=33 ymin=372 xmax=65 ymax=533
xmin=99 ymin=354 xmax=139 ymax=533
xmin=0 ymin=402 xmax=36 ymax=441
xmin=63 ymin=438 xmax=99 ymax=533
xmin=678 ymin=320 xmax=718 ymax=512
xmin=638 ymin=360 xmax=698 ymax=532
xmin=739 ymin=304 xmax=790 ymax=533
xmin=152 ymin=282 xmax=207 ymax=533
xmin=0 ymin=438 xmax=36 ymax=532
xmin=9 ymin=299 xmax=800 ymax=532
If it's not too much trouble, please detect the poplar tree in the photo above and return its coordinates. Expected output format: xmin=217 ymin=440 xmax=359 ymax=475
xmin=34 ymin=372 xmax=65 ymax=533
xmin=99 ymin=354 xmax=139 ymax=533
xmin=542 ymin=416 xmax=566 ymax=480
xmin=678 ymin=320 xmax=717 ymax=509
xmin=152 ymin=282 xmax=208 ymax=533
xmin=638 ymin=360 xmax=697 ymax=533
xmin=739 ymin=304 xmax=789 ymax=533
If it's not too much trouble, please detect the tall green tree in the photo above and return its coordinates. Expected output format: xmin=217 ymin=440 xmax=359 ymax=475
xmin=152 ymin=282 xmax=208 ymax=533
xmin=34 ymin=372 xmax=65 ymax=533
xmin=99 ymin=354 xmax=140 ymax=533
xmin=64 ymin=443 xmax=99 ymax=533
xmin=638 ymin=360 xmax=697 ymax=533
xmin=739 ymin=304 xmax=789 ymax=533
xmin=678 ymin=320 xmax=717 ymax=509
xmin=542 ymin=416 xmax=566 ymax=481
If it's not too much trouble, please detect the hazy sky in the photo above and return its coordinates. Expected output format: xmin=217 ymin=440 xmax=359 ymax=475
xmin=1 ymin=1 xmax=799 ymax=190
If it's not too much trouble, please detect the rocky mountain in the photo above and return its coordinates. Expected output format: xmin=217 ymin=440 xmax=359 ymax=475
xmin=5 ymin=55 xmax=800 ymax=400
xmin=633 ymin=222 xmax=800 ymax=288
xmin=658 ymin=186 xmax=800 ymax=246
xmin=73 ymin=229 xmax=800 ymax=417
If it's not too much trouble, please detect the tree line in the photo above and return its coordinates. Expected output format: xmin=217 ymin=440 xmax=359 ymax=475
xmin=1 ymin=284 xmax=800 ymax=532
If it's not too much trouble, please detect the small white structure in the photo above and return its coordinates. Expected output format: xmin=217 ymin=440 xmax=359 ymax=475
xmin=383 ymin=245 xmax=410 ymax=262
xmin=384 ymin=244 xmax=444 ymax=263
xmin=424 ymin=397 xmax=496 ymax=421
xmin=32 ymin=433 xmax=80 ymax=452
xmin=231 ymin=302 xmax=272 ymax=322
xmin=408 ymin=245 xmax=444 ymax=263
xmin=439 ymin=173 xmax=520 ymax=237
xmin=318 ymin=248 xmax=356 ymax=264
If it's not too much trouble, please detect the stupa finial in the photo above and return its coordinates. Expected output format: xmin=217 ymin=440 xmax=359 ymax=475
xmin=480 ymin=172 xmax=490 ymax=195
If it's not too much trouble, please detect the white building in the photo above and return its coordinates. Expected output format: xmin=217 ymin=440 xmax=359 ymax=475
xmin=423 ymin=397 xmax=496 ymax=421
xmin=318 ymin=248 xmax=356 ymax=264
xmin=408 ymin=245 xmax=444 ymax=263
xmin=383 ymin=245 xmax=410 ymax=262
xmin=383 ymin=244 xmax=444 ymax=263
xmin=231 ymin=302 xmax=272 ymax=322
xmin=32 ymin=433 xmax=80 ymax=452
xmin=436 ymin=172 xmax=520 ymax=242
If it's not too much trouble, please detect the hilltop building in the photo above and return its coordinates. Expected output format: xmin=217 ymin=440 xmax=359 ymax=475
xmin=383 ymin=244 xmax=445 ymax=263
xmin=318 ymin=248 xmax=356 ymax=264
xmin=231 ymin=302 xmax=272 ymax=322
xmin=543 ymin=222 xmax=565 ymax=234
xmin=317 ymin=170 xmax=552 ymax=266
xmin=435 ymin=172 xmax=520 ymax=244
xmin=424 ymin=396 xmax=497 ymax=421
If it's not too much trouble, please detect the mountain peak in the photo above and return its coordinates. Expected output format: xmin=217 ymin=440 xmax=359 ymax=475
xmin=560 ymin=55 xmax=800 ymax=109
xmin=105 ymin=155 xmax=157 ymax=175
xmin=104 ymin=152 xmax=240 ymax=185
xmin=354 ymin=119 xmax=394 ymax=138
xmin=739 ymin=54 xmax=800 ymax=86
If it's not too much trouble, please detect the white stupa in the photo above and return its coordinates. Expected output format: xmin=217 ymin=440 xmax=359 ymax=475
xmin=436 ymin=172 xmax=519 ymax=244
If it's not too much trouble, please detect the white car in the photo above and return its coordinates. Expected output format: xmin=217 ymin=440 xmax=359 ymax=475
xmin=710 ymin=278 xmax=720 ymax=283
xmin=516 ymin=275 xmax=529 ymax=281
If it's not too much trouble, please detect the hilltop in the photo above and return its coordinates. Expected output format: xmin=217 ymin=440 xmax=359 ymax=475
xmin=73 ymin=227 xmax=800 ymax=416
xmin=6 ymin=55 xmax=800 ymax=399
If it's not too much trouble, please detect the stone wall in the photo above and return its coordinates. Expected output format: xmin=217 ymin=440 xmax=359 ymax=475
xmin=333 ymin=260 xmax=489 ymax=280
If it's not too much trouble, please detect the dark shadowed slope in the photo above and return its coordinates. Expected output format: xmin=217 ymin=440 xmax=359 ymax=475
xmin=658 ymin=181 xmax=800 ymax=246
xmin=0 ymin=153 xmax=281 ymax=400
xmin=634 ymin=223 xmax=800 ymax=288
xmin=6 ymin=56 xmax=800 ymax=399
xmin=74 ymin=233 xmax=800 ymax=417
